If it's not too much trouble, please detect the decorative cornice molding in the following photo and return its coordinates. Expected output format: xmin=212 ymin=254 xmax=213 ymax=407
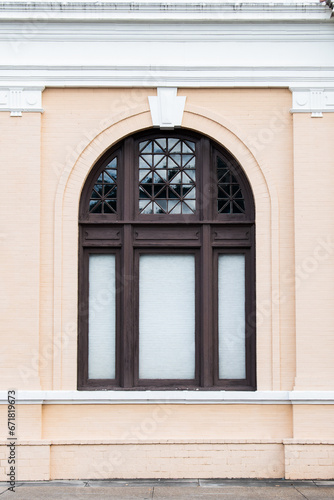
xmin=1 ymin=390 xmax=334 ymax=405
xmin=0 ymin=1 xmax=330 ymax=22
xmin=2 ymin=23 xmax=333 ymax=42
xmin=1 ymin=67 xmax=334 ymax=89
xmin=290 ymin=87 xmax=334 ymax=116
xmin=0 ymin=9 xmax=332 ymax=89
xmin=0 ymin=86 xmax=44 ymax=115
xmin=148 ymin=87 xmax=186 ymax=129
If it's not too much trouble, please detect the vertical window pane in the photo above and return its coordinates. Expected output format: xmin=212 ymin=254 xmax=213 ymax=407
xmin=88 ymin=254 xmax=116 ymax=379
xmin=218 ymin=254 xmax=245 ymax=379
xmin=139 ymin=254 xmax=195 ymax=379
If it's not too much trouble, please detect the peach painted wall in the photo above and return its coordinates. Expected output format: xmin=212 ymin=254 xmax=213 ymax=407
xmin=1 ymin=89 xmax=334 ymax=480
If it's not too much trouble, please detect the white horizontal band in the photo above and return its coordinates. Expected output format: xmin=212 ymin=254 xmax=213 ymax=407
xmin=1 ymin=69 xmax=334 ymax=89
xmin=2 ymin=390 xmax=334 ymax=405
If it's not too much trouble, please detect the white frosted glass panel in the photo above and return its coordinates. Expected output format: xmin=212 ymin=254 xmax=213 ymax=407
xmin=88 ymin=254 xmax=116 ymax=379
xmin=218 ymin=254 xmax=246 ymax=379
xmin=139 ymin=254 xmax=195 ymax=379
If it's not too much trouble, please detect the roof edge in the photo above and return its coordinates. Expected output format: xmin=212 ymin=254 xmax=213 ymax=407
xmin=0 ymin=1 xmax=331 ymax=23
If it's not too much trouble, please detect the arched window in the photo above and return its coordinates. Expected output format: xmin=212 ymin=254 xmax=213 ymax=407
xmin=78 ymin=130 xmax=256 ymax=390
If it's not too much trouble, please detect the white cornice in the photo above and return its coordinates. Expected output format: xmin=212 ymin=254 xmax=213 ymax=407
xmin=0 ymin=1 xmax=331 ymax=22
xmin=1 ymin=390 xmax=334 ymax=405
xmin=0 ymin=3 xmax=332 ymax=90
xmin=1 ymin=67 xmax=334 ymax=88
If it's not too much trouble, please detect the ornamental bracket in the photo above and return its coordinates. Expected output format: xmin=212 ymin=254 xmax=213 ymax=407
xmin=290 ymin=87 xmax=334 ymax=118
xmin=0 ymin=87 xmax=44 ymax=116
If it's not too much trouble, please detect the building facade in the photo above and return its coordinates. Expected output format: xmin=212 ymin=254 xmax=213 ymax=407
xmin=0 ymin=0 xmax=334 ymax=480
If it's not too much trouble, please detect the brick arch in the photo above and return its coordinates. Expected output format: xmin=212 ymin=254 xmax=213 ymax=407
xmin=54 ymin=108 xmax=277 ymax=391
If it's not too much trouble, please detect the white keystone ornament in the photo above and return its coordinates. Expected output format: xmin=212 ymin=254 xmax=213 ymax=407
xmin=148 ymin=88 xmax=186 ymax=129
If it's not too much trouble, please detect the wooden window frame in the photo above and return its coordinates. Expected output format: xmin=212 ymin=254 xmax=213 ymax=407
xmin=78 ymin=130 xmax=256 ymax=391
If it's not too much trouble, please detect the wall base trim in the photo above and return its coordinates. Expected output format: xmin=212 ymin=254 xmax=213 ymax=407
xmin=1 ymin=441 xmax=333 ymax=481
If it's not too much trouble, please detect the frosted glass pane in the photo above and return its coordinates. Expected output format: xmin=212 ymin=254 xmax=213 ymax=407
xmin=88 ymin=254 xmax=116 ymax=379
xmin=218 ymin=254 xmax=246 ymax=379
xmin=139 ymin=255 xmax=195 ymax=379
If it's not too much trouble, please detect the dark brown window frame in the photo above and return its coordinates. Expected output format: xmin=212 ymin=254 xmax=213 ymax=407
xmin=78 ymin=129 xmax=256 ymax=391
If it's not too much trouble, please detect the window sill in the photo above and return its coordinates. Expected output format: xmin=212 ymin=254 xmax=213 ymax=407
xmin=1 ymin=390 xmax=334 ymax=405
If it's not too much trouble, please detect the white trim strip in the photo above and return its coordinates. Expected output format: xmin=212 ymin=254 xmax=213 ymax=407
xmin=1 ymin=390 xmax=334 ymax=405
xmin=1 ymin=24 xmax=334 ymax=42
xmin=1 ymin=69 xmax=334 ymax=88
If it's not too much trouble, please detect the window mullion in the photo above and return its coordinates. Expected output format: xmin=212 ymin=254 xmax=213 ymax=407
xmin=200 ymin=137 xmax=212 ymax=221
xmin=200 ymin=224 xmax=214 ymax=387
xmin=121 ymin=137 xmax=135 ymax=387
xmin=120 ymin=224 xmax=135 ymax=387
xmin=123 ymin=137 xmax=134 ymax=220
xmin=199 ymin=137 xmax=214 ymax=386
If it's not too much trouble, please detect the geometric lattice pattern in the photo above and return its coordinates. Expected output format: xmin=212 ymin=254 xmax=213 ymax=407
xmin=89 ymin=157 xmax=117 ymax=214
xmin=217 ymin=156 xmax=245 ymax=214
xmin=138 ymin=138 xmax=196 ymax=214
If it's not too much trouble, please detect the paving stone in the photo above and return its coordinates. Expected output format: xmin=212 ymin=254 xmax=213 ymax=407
xmin=296 ymin=487 xmax=334 ymax=499
xmin=0 ymin=480 xmax=333 ymax=500
xmin=153 ymin=486 xmax=303 ymax=499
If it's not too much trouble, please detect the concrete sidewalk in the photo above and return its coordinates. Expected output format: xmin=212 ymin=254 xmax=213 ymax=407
xmin=0 ymin=479 xmax=334 ymax=499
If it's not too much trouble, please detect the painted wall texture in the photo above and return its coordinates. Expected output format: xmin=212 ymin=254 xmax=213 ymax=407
xmin=1 ymin=87 xmax=334 ymax=479
xmin=1 ymin=0 xmax=334 ymax=482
